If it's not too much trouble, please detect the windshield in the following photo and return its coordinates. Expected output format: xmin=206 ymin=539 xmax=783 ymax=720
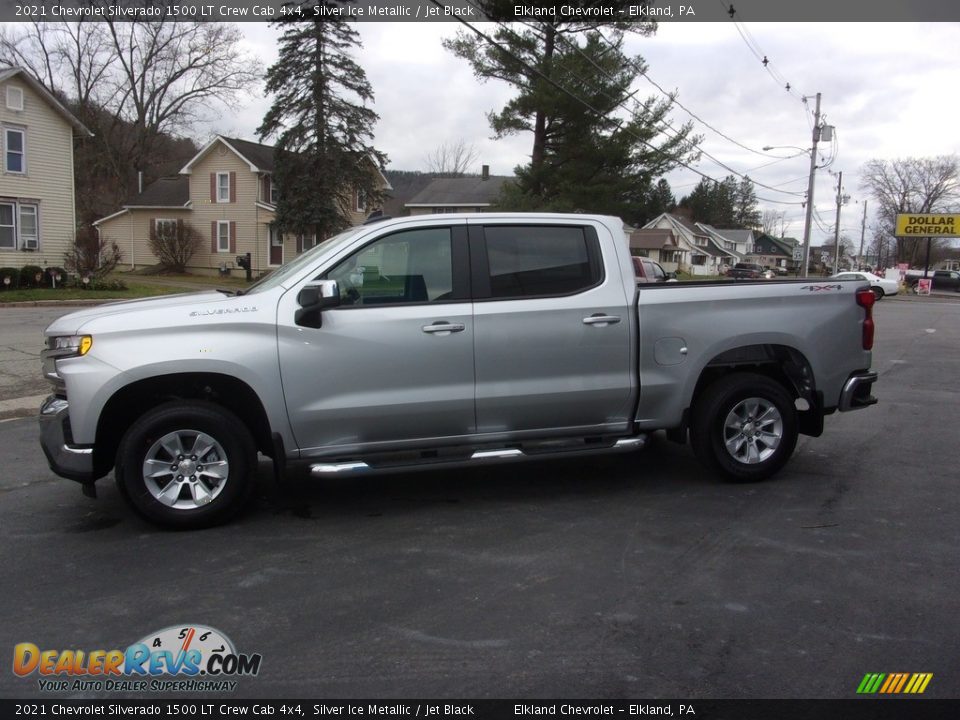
xmin=242 ymin=225 xmax=368 ymax=295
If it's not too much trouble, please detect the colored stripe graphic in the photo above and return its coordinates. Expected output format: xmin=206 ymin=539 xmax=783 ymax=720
xmin=857 ymin=673 xmax=932 ymax=694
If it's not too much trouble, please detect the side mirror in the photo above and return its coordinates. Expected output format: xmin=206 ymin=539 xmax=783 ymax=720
xmin=296 ymin=280 xmax=340 ymax=327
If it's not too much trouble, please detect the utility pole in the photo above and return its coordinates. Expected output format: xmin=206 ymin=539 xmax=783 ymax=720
xmin=858 ymin=200 xmax=867 ymax=271
xmin=800 ymin=93 xmax=821 ymax=278
xmin=832 ymin=170 xmax=849 ymax=275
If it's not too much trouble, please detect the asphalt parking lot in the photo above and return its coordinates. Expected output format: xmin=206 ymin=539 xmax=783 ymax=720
xmin=1 ymin=297 xmax=958 ymax=700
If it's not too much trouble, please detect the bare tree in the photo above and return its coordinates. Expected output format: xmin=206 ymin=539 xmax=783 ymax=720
xmin=424 ymin=139 xmax=480 ymax=177
xmin=1 ymin=19 xmax=261 ymax=221
xmin=149 ymin=220 xmax=202 ymax=273
xmin=859 ymin=155 xmax=960 ymax=266
xmin=761 ymin=209 xmax=791 ymax=238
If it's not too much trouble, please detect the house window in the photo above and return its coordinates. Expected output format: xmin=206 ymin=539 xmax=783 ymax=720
xmin=0 ymin=201 xmax=39 ymax=250
xmin=355 ymin=188 xmax=367 ymax=213
xmin=217 ymin=221 xmax=230 ymax=252
xmin=19 ymin=204 xmax=38 ymax=249
xmin=5 ymin=128 xmax=25 ymax=173
xmin=0 ymin=203 xmax=14 ymax=249
xmin=691 ymin=254 xmax=706 ymax=266
xmin=6 ymin=86 xmax=24 ymax=111
xmin=216 ymin=172 xmax=230 ymax=203
xmin=270 ymin=179 xmax=279 ymax=204
xmin=432 ymin=207 xmax=458 ymax=214
xmin=155 ymin=218 xmax=177 ymax=241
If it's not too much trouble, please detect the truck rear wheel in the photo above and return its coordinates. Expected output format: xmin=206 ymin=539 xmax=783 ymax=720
xmin=115 ymin=401 xmax=256 ymax=528
xmin=690 ymin=373 xmax=798 ymax=482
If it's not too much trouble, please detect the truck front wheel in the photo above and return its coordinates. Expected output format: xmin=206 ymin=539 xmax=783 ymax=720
xmin=691 ymin=373 xmax=798 ymax=482
xmin=115 ymin=401 xmax=256 ymax=528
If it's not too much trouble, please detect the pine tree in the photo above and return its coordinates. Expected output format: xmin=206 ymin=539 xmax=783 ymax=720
xmin=258 ymin=3 xmax=386 ymax=241
xmin=446 ymin=19 xmax=700 ymax=217
xmin=734 ymin=176 xmax=761 ymax=229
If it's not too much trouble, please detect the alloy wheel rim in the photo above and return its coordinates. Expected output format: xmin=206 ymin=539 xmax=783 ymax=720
xmin=142 ymin=430 xmax=229 ymax=509
xmin=722 ymin=397 xmax=783 ymax=464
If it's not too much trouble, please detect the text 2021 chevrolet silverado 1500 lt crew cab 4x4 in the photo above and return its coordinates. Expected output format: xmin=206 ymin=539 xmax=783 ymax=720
xmin=40 ymin=214 xmax=879 ymax=528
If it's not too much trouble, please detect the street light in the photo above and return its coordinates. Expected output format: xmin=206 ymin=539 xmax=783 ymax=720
xmin=763 ymin=143 xmax=814 ymax=275
xmin=764 ymin=93 xmax=829 ymax=278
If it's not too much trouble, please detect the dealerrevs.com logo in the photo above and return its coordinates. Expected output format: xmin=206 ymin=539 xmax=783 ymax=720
xmin=13 ymin=624 xmax=262 ymax=693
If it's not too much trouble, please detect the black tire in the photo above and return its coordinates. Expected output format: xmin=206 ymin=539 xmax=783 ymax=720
xmin=690 ymin=373 xmax=798 ymax=483
xmin=115 ymin=401 xmax=256 ymax=529
xmin=871 ymin=286 xmax=884 ymax=300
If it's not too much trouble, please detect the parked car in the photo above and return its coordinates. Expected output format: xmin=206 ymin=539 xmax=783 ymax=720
xmin=632 ymin=256 xmax=677 ymax=283
xmin=767 ymin=265 xmax=789 ymax=276
xmin=727 ymin=263 xmax=765 ymax=279
xmin=905 ymin=269 xmax=960 ymax=292
xmin=831 ymin=271 xmax=900 ymax=299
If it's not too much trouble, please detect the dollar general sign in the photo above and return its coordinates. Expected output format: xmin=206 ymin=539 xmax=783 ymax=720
xmin=895 ymin=213 xmax=959 ymax=236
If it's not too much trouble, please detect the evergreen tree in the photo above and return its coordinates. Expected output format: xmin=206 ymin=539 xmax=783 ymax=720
xmin=446 ymin=18 xmax=700 ymax=217
xmin=648 ymin=178 xmax=676 ymax=217
xmin=734 ymin=176 xmax=761 ymax=229
xmin=258 ymin=3 xmax=386 ymax=241
xmin=679 ymin=175 xmax=737 ymax=226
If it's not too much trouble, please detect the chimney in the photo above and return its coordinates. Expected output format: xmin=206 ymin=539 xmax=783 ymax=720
xmin=481 ymin=164 xmax=489 ymax=181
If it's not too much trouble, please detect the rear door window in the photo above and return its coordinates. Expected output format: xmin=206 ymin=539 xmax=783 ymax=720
xmin=480 ymin=225 xmax=602 ymax=299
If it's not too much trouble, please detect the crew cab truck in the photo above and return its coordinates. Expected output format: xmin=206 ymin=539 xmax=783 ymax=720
xmin=40 ymin=214 xmax=879 ymax=528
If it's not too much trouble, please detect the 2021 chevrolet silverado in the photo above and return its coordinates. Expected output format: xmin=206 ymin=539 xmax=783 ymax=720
xmin=40 ymin=214 xmax=878 ymax=528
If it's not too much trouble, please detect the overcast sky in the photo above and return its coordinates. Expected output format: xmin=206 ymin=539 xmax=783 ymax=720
xmin=216 ymin=21 xmax=960 ymax=245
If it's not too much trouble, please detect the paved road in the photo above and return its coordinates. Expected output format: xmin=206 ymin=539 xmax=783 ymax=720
xmin=1 ymin=300 xmax=958 ymax=700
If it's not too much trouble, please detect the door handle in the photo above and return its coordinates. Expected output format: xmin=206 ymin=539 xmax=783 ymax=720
xmin=582 ymin=315 xmax=621 ymax=326
xmin=422 ymin=322 xmax=466 ymax=335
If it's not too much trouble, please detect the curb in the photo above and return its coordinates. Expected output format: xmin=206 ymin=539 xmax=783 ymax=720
xmin=0 ymin=393 xmax=46 ymax=421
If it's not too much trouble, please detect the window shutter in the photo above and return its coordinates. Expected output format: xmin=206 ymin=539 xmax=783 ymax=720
xmin=210 ymin=174 xmax=216 ymax=202
xmin=211 ymin=222 xmax=217 ymax=253
xmin=229 ymin=221 xmax=236 ymax=253
xmin=150 ymin=217 xmax=156 ymax=238
xmin=229 ymin=172 xmax=236 ymax=203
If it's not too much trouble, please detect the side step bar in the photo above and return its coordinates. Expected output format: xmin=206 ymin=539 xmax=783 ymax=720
xmin=310 ymin=435 xmax=647 ymax=476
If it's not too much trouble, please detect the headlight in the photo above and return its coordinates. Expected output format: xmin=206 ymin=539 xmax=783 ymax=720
xmin=50 ymin=335 xmax=93 ymax=357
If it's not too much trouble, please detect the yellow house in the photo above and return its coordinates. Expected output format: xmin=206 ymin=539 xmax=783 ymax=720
xmin=0 ymin=67 xmax=91 ymax=269
xmin=95 ymin=135 xmax=391 ymax=277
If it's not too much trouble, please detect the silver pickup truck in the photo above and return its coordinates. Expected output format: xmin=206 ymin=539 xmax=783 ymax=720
xmin=40 ymin=213 xmax=878 ymax=528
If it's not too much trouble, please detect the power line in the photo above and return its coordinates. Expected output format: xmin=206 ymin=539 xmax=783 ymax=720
xmin=543 ymin=24 xmax=806 ymax=198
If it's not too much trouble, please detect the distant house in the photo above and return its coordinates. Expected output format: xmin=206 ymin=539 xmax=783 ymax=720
xmin=95 ymin=135 xmax=391 ymax=276
xmin=626 ymin=228 xmax=685 ymax=273
xmin=0 ymin=67 xmax=92 ymax=269
xmin=642 ymin=213 xmax=733 ymax=276
xmin=750 ymin=233 xmax=796 ymax=273
xmin=404 ymin=166 xmax=510 ymax=215
xmin=696 ymin=225 xmax=755 ymax=264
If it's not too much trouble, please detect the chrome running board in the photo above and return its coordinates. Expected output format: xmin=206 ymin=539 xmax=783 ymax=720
xmin=309 ymin=435 xmax=647 ymax=476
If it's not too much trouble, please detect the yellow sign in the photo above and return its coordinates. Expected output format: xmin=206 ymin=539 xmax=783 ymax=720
xmin=895 ymin=213 xmax=959 ymax=236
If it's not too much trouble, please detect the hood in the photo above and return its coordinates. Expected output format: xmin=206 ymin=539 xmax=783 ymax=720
xmin=44 ymin=291 xmax=227 ymax=336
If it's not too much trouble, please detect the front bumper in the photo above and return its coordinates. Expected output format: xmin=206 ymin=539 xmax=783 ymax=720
xmin=39 ymin=395 xmax=95 ymax=483
xmin=838 ymin=371 xmax=878 ymax=412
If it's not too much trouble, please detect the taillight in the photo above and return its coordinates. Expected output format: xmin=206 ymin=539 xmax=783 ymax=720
xmin=856 ymin=288 xmax=875 ymax=350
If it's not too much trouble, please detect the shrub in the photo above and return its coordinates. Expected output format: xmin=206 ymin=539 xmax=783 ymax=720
xmin=64 ymin=226 xmax=122 ymax=282
xmin=149 ymin=219 xmax=202 ymax=273
xmin=20 ymin=264 xmax=44 ymax=289
xmin=0 ymin=267 xmax=19 ymax=290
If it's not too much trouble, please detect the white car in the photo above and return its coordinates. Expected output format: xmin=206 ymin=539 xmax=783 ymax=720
xmin=831 ymin=271 xmax=899 ymax=299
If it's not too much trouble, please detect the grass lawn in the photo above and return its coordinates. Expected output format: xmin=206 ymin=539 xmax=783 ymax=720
xmin=0 ymin=275 xmax=239 ymax=304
